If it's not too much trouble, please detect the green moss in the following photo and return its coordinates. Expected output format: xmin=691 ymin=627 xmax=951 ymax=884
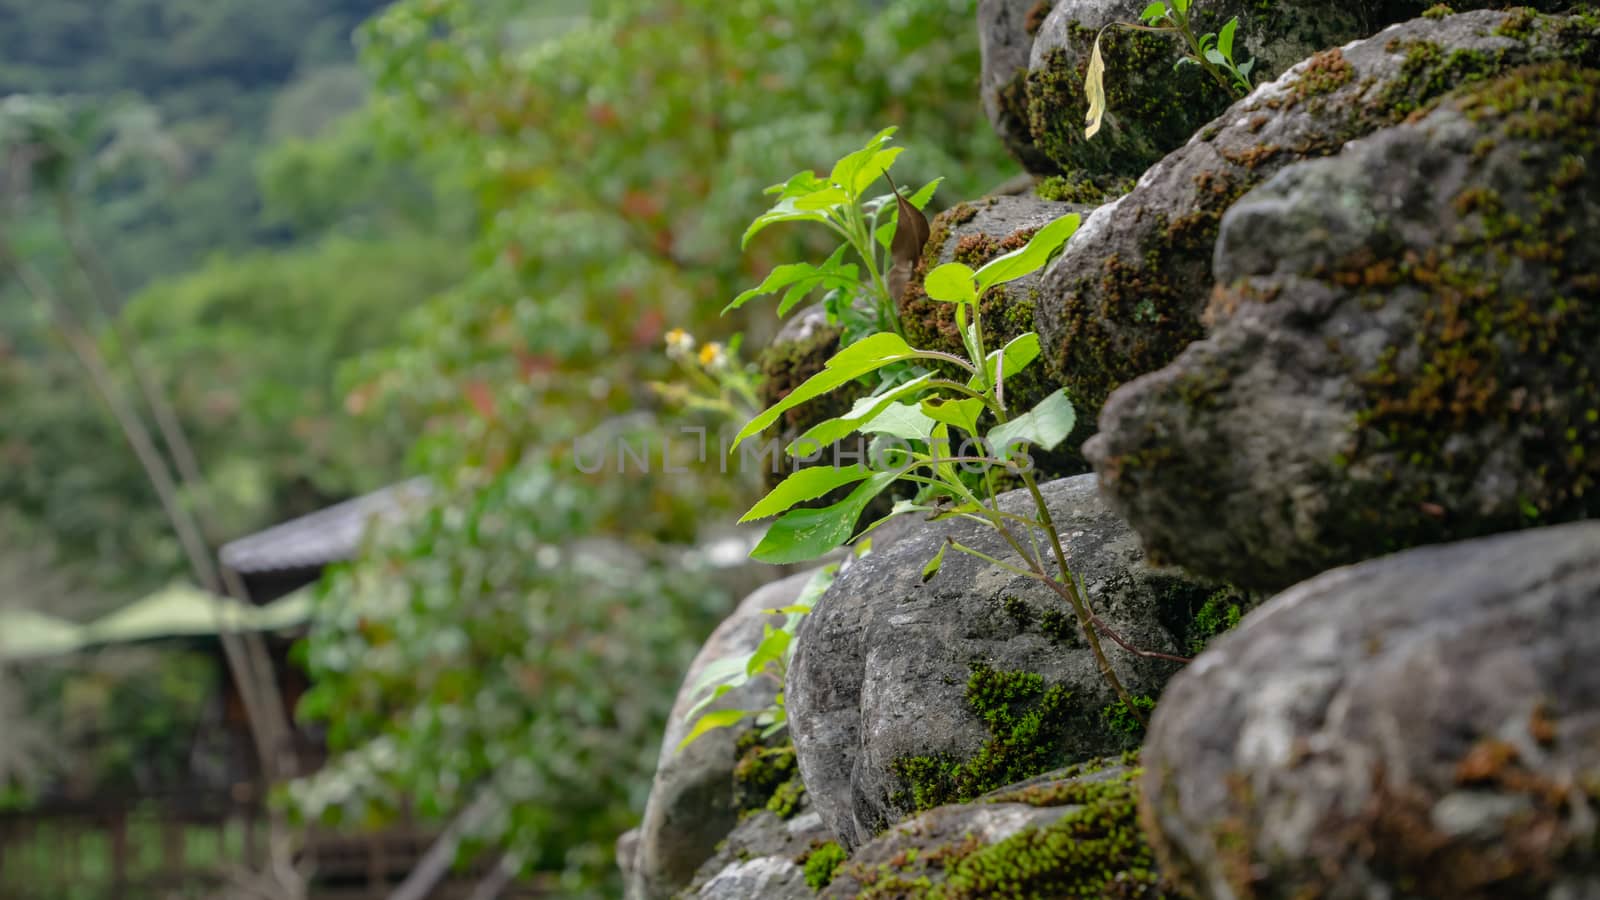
xmin=802 ymin=841 xmax=848 ymax=891
xmin=1099 ymin=696 xmax=1156 ymax=738
xmin=732 ymin=732 xmax=806 ymax=819
xmin=1035 ymin=173 xmax=1133 ymax=204
xmin=937 ymin=769 xmax=1165 ymax=899
xmin=1025 ymin=30 xmax=1233 ymax=177
xmin=1186 ymin=587 xmax=1247 ymax=655
xmin=1289 ymin=48 xmax=1355 ymax=104
xmin=891 ymin=663 xmax=1081 ymax=813
xmin=1422 ymin=3 xmax=1455 ymax=19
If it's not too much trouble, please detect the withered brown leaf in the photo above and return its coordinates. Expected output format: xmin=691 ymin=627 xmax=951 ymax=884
xmin=882 ymin=170 xmax=930 ymax=304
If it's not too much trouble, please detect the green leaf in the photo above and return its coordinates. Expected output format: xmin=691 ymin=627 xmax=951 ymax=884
xmin=726 ymin=247 xmax=858 ymax=315
xmin=734 ymin=333 xmax=925 ymax=447
xmin=853 ymin=147 xmax=904 ymax=196
xmin=739 ymin=465 xmax=875 ymax=523
xmin=1218 ymin=18 xmax=1237 ymax=59
xmin=677 ymin=708 xmax=751 ymax=752
xmin=1172 ymin=0 xmax=1190 ymax=13
xmin=1084 ymin=32 xmax=1108 ymax=139
xmin=751 ymin=473 xmax=898 ymax=564
xmin=684 ymin=681 xmax=740 ymax=724
xmin=908 ymin=177 xmax=943 ymax=209
xmin=765 ymin=170 xmax=826 ymax=198
xmin=921 ymin=541 xmax=949 ymax=583
xmin=970 ymin=333 xmax=1041 ymax=390
xmin=742 ymin=202 xmax=831 ymax=248
xmin=860 ymin=401 xmax=937 ymax=441
xmin=921 ymin=396 xmax=985 ymax=437
xmin=794 ymin=186 xmax=851 ymax=210
xmin=828 ymin=127 xmax=897 ymax=195
xmin=924 ymin=262 xmax=978 ymax=304
xmin=745 ymin=625 xmax=792 ymax=677
xmin=1204 ymin=48 xmax=1227 ymax=66
xmin=972 ymin=214 xmax=1081 ymax=293
xmin=791 ymin=373 xmax=936 ymax=450
xmin=1140 ymin=2 xmax=1168 ymax=22
xmin=989 ymin=390 xmax=1078 ymax=461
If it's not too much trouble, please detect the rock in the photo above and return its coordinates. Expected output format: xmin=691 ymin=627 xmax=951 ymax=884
xmin=899 ymin=194 xmax=1092 ymax=472
xmin=677 ymin=792 xmax=833 ymax=900
xmin=627 ymin=570 xmax=818 ymax=900
xmin=1141 ymin=522 xmax=1600 ymax=900
xmin=1087 ymin=61 xmax=1600 ymax=590
xmin=1035 ymin=9 xmax=1600 ymax=435
xmin=979 ymin=0 xmax=1058 ymax=172
xmin=1024 ymin=0 xmax=1367 ymax=180
xmin=787 ymin=473 xmax=1225 ymax=849
xmin=820 ymin=760 xmax=1170 ymax=898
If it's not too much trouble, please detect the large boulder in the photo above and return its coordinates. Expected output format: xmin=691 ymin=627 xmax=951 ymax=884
xmin=787 ymin=474 xmax=1226 ymax=849
xmin=627 ymin=570 xmax=817 ymax=900
xmin=1141 ymin=522 xmax=1600 ymax=899
xmin=979 ymin=0 xmax=1058 ymax=172
xmin=1035 ymin=9 xmax=1600 ymax=434
xmin=820 ymin=760 xmax=1165 ymax=899
xmin=1087 ymin=61 xmax=1600 ymax=590
xmin=899 ymin=194 xmax=1092 ymax=473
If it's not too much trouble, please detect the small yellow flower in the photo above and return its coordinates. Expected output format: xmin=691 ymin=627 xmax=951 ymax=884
xmin=665 ymin=328 xmax=695 ymax=360
xmin=698 ymin=341 xmax=728 ymax=371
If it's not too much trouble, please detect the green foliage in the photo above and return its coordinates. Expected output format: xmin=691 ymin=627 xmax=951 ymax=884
xmin=1099 ymin=695 xmax=1157 ymax=737
xmin=290 ymin=460 xmax=730 ymax=887
xmin=803 ymin=841 xmax=849 ymax=891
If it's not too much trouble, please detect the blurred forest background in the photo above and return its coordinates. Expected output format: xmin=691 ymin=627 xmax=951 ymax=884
xmin=0 ymin=0 xmax=1013 ymax=894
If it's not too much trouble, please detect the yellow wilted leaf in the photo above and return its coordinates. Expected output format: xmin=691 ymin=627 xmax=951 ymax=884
xmin=1084 ymin=29 xmax=1108 ymax=139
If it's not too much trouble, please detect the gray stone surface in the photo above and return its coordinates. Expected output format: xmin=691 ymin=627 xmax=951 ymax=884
xmin=1034 ymin=9 xmax=1600 ymax=436
xmin=1142 ymin=522 xmax=1600 ymax=900
xmin=678 ymin=795 xmax=832 ymax=900
xmin=627 ymin=570 xmax=817 ymax=900
xmin=787 ymin=474 xmax=1218 ymax=849
xmin=1086 ymin=61 xmax=1600 ymax=590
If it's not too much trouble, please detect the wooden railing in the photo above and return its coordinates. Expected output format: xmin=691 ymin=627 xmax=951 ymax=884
xmin=0 ymin=792 xmax=547 ymax=899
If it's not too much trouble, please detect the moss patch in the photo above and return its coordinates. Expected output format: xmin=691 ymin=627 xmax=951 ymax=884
xmin=733 ymin=731 xmax=807 ymax=820
xmin=890 ymin=663 xmax=1084 ymax=813
xmin=802 ymin=840 xmax=848 ymax=890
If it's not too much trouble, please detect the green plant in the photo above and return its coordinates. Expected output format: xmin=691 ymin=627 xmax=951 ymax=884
xmin=651 ymin=327 xmax=762 ymax=422
xmin=727 ymin=126 xmax=940 ymax=345
xmin=677 ymin=561 xmax=841 ymax=749
xmin=726 ymin=133 xmax=1192 ymax=732
xmin=1084 ymin=0 xmax=1256 ymax=139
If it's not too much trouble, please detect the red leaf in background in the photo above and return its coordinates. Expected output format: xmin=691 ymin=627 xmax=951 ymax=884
xmin=632 ymin=308 xmax=665 ymax=347
xmin=516 ymin=351 xmax=557 ymax=379
xmin=463 ymin=380 xmax=496 ymax=419
xmin=621 ymin=189 xmax=660 ymax=221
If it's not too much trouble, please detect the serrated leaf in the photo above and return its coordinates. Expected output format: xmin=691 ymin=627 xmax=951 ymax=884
xmin=908 ymin=177 xmax=942 ymax=209
xmin=735 ymin=333 xmax=925 ymax=447
xmin=969 ymin=332 xmax=1041 ymax=390
xmin=1218 ymin=18 xmax=1237 ymax=59
xmin=860 ymin=401 xmax=937 ymax=441
xmin=677 ymin=708 xmax=751 ymax=751
xmin=921 ymin=396 xmax=985 ymax=437
xmin=855 ymin=147 xmax=904 ymax=196
xmin=791 ymin=373 xmax=936 ymax=451
xmin=924 ymin=262 xmax=978 ymax=304
xmin=1084 ymin=33 xmax=1108 ymax=140
xmin=742 ymin=202 xmax=830 ymax=249
xmin=726 ymin=247 xmax=858 ymax=314
xmin=989 ymin=390 xmax=1078 ymax=461
xmin=972 ymin=214 xmax=1081 ymax=293
xmin=750 ymin=472 xmax=898 ymax=564
xmin=921 ymin=541 xmax=949 ymax=583
xmin=794 ymin=186 xmax=851 ymax=210
xmin=739 ymin=465 xmax=875 ymax=522
xmin=828 ymin=126 xmax=897 ymax=195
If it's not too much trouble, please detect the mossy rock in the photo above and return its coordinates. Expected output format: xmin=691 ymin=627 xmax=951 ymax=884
xmin=819 ymin=760 xmax=1173 ymax=899
xmin=980 ymin=0 xmax=1060 ymax=172
xmin=1088 ymin=60 xmax=1600 ymax=589
xmin=1035 ymin=8 xmax=1600 ymax=444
